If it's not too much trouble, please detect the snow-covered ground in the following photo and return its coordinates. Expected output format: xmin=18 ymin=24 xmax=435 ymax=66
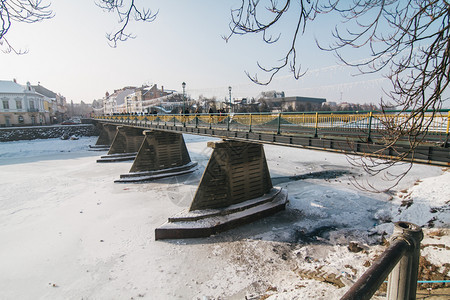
xmin=0 ymin=136 xmax=448 ymax=299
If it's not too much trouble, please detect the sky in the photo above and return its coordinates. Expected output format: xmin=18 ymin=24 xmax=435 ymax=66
xmin=0 ymin=0 xmax=426 ymax=105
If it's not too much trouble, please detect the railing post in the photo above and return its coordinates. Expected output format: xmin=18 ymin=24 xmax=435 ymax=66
xmin=446 ymin=111 xmax=450 ymax=134
xmin=249 ymin=113 xmax=253 ymax=133
xmin=277 ymin=113 xmax=281 ymax=135
xmin=195 ymin=114 xmax=198 ymax=129
xmin=209 ymin=114 xmax=212 ymax=129
xmin=314 ymin=112 xmax=319 ymax=138
xmin=367 ymin=111 xmax=373 ymax=142
xmin=387 ymin=222 xmax=423 ymax=300
xmin=445 ymin=111 xmax=450 ymax=146
xmin=227 ymin=113 xmax=230 ymax=131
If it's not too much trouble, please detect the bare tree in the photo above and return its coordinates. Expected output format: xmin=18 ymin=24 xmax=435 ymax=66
xmin=226 ymin=0 xmax=450 ymax=190
xmin=225 ymin=1 xmax=449 ymax=107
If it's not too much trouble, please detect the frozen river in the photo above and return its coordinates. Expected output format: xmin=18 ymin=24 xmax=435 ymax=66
xmin=0 ymin=135 xmax=448 ymax=299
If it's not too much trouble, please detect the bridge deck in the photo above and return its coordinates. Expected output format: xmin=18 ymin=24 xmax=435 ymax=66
xmin=96 ymin=112 xmax=449 ymax=167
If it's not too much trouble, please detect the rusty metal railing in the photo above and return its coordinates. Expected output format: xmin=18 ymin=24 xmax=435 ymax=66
xmin=341 ymin=221 xmax=423 ymax=300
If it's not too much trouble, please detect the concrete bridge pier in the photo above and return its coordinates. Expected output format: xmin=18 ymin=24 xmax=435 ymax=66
xmin=97 ymin=126 xmax=145 ymax=163
xmin=155 ymin=140 xmax=288 ymax=240
xmin=115 ymin=130 xmax=197 ymax=183
xmin=89 ymin=123 xmax=117 ymax=151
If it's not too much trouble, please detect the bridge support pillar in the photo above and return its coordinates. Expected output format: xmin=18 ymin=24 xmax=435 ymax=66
xmin=90 ymin=123 xmax=117 ymax=150
xmin=155 ymin=140 xmax=288 ymax=240
xmin=97 ymin=126 xmax=145 ymax=163
xmin=115 ymin=130 xmax=197 ymax=182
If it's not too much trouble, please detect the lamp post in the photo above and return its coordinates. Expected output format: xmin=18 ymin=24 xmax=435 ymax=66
xmin=227 ymin=86 xmax=232 ymax=131
xmin=182 ymin=82 xmax=186 ymax=114
xmin=228 ymin=86 xmax=232 ymax=113
xmin=182 ymin=82 xmax=186 ymax=126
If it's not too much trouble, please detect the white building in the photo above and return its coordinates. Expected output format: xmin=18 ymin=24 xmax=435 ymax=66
xmin=103 ymin=88 xmax=136 ymax=115
xmin=0 ymin=80 xmax=49 ymax=127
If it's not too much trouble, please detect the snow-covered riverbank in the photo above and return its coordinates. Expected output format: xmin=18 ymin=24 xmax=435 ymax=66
xmin=0 ymin=136 xmax=448 ymax=299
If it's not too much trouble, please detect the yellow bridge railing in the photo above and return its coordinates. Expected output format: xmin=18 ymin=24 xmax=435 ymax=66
xmin=95 ymin=110 xmax=450 ymax=142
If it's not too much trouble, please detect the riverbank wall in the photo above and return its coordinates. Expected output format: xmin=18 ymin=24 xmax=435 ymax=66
xmin=0 ymin=124 xmax=99 ymax=142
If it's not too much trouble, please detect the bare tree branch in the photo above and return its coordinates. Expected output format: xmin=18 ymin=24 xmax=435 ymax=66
xmin=0 ymin=0 xmax=53 ymax=53
xmin=96 ymin=0 xmax=158 ymax=48
xmin=0 ymin=0 xmax=157 ymax=52
xmin=224 ymin=0 xmax=315 ymax=85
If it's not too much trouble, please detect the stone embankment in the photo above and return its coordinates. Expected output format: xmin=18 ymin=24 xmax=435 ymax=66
xmin=0 ymin=124 xmax=99 ymax=142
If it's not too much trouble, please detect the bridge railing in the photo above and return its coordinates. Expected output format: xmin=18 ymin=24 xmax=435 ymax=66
xmin=95 ymin=110 xmax=450 ymax=143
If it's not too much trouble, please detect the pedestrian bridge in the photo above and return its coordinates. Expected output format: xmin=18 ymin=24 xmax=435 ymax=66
xmin=92 ymin=111 xmax=449 ymax=239
xmin=96 ymin=111 xmax=449 ymax=166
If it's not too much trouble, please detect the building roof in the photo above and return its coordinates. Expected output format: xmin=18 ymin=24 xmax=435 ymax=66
xmin=32 ymin=84 xmax=57 ymax=99
xmin=0 ymin=80 xmax=26 ymax=94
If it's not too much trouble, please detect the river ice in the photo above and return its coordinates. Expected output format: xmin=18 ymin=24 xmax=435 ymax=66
xmin=0 ymin=135 xmax=448 ymax=299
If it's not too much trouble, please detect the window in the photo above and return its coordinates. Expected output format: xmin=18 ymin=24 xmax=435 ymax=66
xmin=29 ymin=100 xmax=35 ymax=110
xmin=2 ymin=100 xmax=9 ymax=109
xmin=16 ymin=100 xmax=22 ymax=110
xmin=18 ymin=115 xmax=24 ymax=124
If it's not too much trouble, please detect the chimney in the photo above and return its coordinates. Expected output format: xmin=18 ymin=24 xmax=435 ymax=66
xmin=161 ymin=86 xmax=164 ymax=92
xmin=13 ymin=78 xmax=17 ymax=83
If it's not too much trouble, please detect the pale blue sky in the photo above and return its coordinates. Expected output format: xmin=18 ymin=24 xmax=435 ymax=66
xmin=1 ymin=0 xmax=393 ymax=104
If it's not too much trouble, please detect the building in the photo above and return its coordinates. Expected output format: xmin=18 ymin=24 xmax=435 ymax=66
xmin=0 ymin=80 xmax=49 ymax=127
xmin=124 ymin=84 xmax=174 ymax=113
xmin=103 ymin=87 xmax=136 ymax=115
xmin=228 ymin=97 xmax=260 ymax=112
xmin=101 ymin=84 xmax=181 ymax=115
xmin=262 ymin=96 xmax=327 ymax=112
xmin=32 ymin=83 xmax=68 ymax=123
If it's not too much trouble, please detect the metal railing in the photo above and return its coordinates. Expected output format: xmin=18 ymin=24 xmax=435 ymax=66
xmin=341 ymin=222 xmax=423 ymax=300
xmin=95 ymin=110 xmax=450 ymax=144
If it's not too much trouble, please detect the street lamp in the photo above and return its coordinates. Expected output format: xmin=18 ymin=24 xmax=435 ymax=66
xmin=228 ymin=86 xmax=232 ymax=113
xmin=182 ymin=82 xmax=186 ymax=127
xmin=182 ymin=82 xmax=186 ymax=115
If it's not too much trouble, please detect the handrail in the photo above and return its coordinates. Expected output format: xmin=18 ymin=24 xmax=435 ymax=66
xmin=341 ymin=222 xmax=423 ymax=300
xmin=95 ymin=110 xmax=450 ymax=136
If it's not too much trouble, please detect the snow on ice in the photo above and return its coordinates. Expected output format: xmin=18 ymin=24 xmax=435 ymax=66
xmin=0 ymin=135 xmax=448 ymax=299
